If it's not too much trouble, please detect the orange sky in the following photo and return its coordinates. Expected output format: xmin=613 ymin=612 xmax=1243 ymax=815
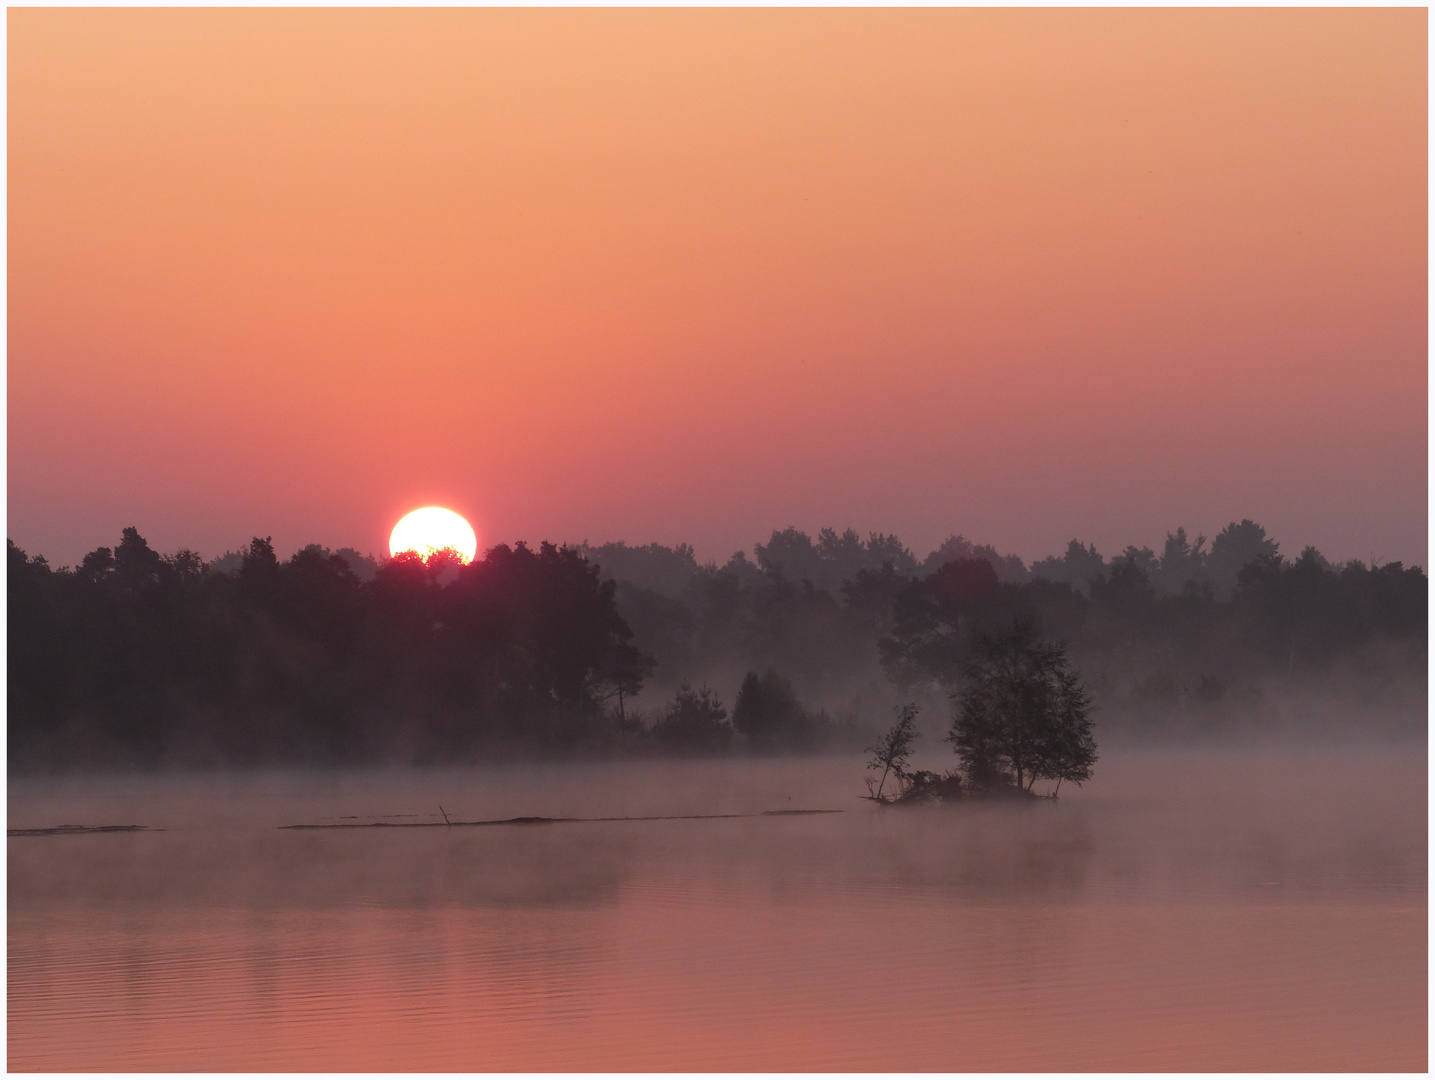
xmin=8 ymin=8 xmax=1427 ymax=568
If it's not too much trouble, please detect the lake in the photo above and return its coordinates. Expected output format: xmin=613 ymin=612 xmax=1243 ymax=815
xmin=8 ymin=744 xmax=1426 ymax=1070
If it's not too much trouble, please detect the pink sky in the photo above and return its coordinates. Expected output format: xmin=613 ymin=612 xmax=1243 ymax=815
xmin=9 ymin=9 xmax=1427 ymax=568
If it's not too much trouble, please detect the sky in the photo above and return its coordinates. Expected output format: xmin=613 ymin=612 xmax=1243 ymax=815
xmin=8 ymin=8 xmax=1427 ymax=569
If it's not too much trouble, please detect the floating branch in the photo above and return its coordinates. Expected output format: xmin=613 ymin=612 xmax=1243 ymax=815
xmin=280 ymin=809 xmax=842 ymax=830
xmin=8 ymin=824 xmax=152 ymax=837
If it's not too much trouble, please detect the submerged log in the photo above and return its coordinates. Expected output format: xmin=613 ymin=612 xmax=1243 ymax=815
xmin=280 ymin=809 xmax=843 ymax=830
xmin=8 ymin=824 xmax=151 ymax=837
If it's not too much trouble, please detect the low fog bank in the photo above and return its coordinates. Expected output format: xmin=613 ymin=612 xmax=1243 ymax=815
xmin=9 ymin=746 xmax=1425 ymax=915
xmin=8 ymin=519 xmax=1425 ymax=773
xmin=1090 ymin=681 xmax=1427 ymax=749
xmin=599 ymin=524 xmax=1425 ymax=755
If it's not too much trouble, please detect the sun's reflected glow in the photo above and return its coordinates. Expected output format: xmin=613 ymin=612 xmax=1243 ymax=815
xmin=389 ymin=507 xmax=478 ymax=563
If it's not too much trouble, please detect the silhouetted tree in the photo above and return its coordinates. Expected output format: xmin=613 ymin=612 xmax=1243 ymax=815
xmin=1085 ymin=551 xmax=1158 ymax=659
xmin=865 ymin=703 xmax=920 ymax=801
xmin=78 ymin=545 xmax=116 ymax=583
xmin=651 ymin=682 xmax=732 ymax=754
xmin=580 ymin=541 xmax=701 ymax=599
xmin=881 ymin=557 xmax=1029 ymax=689
xmin=1029 ymin=539 xmax=1106 ymax=594
xmin=610 ymin=583 xmax=696 ymax=685
xmin=1116 ymin=544 xmax=1159 ymax=582
xmin=754 ymin=526 xmax=920 ymax=598
xmin=114 ymin=526 xmax=164 ymax=590
xmin=756 ymin=527 xmax=826 ymax=589
xmin=855 ymin=531 xmax=920 ymax=578
xmin=922 ymin=535 xmax=1028 ymax=583
xmin=949 ymin=621 xmax=1096 ymax=794
xmin=1208 ymin=519 xmax=1280 ymax=598
xmin=732 ymin=669 xmax=805 ymax=748
xmin=1154 ymin=527 xmax=1208 ymax=596
xmin=593 ymin=637 xmax=656 ymax=735
xmin=842 ymin=561 xmax=908 ymax=637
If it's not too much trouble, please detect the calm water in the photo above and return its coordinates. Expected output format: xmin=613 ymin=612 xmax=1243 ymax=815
xmin=8 ymin=745 xmax=1426 ymax=1071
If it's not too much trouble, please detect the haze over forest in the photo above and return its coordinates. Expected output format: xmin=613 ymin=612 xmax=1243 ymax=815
xmin=10 ymin=516 xmax=1424 ymax=770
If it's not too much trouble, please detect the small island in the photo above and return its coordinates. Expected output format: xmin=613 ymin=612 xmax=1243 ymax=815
xmin=864 ymin=621 xmax=1097 ymax=805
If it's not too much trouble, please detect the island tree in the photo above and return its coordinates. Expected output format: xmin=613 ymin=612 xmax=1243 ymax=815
xmin=949 ymin=620 xmax=1096 ymax=794
xmin=864 ymin=703 xmax=920 ymax=801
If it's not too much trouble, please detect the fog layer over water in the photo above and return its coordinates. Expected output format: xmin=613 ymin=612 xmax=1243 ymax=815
xmin=8 ymin=744 xmax=1426 ymax=1070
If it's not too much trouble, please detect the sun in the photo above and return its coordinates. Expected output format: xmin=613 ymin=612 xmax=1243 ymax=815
xmin=389 ymin=507 xmax=479 ymax=564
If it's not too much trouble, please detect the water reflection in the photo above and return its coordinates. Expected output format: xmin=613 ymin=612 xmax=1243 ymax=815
xmin=8 ymin=747 xmax=1427 ymax=1070
xmin=9 ymin=825 xmax=638 ymax=911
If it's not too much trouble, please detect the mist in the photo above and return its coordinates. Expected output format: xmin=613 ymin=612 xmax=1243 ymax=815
xmin=9 ymin=516 xmax=1425 ymax=773
xmin=11 ymin=518 xmax=1425 ymax=1069
xmin=10 ymin=745 xmax=1424 ymax=1070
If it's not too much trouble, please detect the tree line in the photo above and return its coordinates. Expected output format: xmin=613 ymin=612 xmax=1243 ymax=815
xmin=8 ymin=518 xmax=1426 ymax=768
xmin=589 ymin=521 xmax=1425 ymax=743
xmin=10 ymin=533 xmax=649 ymax=767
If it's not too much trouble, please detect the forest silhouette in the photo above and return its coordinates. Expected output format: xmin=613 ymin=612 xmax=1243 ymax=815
xmin=8 ymin=520 xmax=1425 ymax=769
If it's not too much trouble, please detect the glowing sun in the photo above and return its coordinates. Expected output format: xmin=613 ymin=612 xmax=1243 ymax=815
xmin=389 ymin=507 xmax=479 ymax=564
